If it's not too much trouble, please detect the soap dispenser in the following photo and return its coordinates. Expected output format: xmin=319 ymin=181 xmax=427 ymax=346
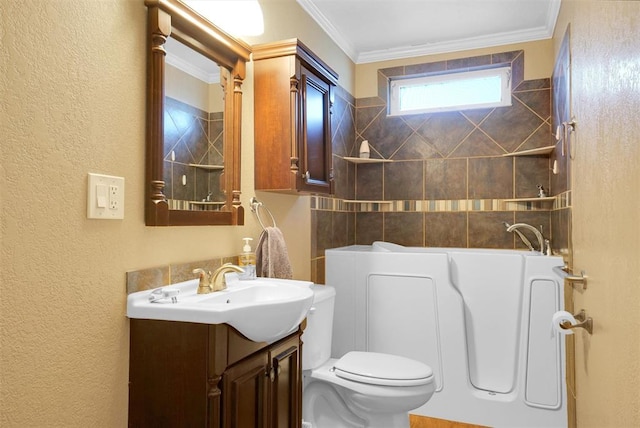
xmin=238 ymin=237 xmax=256 ymax=280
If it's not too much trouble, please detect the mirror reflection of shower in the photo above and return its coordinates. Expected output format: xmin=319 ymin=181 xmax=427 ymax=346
xmin=164 ymin=36 xmax=226 ymax=211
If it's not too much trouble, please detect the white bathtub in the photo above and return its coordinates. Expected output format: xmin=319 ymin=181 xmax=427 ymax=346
xmin=325 ymin=242 xmax=567 ymax=428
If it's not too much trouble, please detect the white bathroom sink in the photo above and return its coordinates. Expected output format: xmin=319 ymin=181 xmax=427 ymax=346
xmin=127 ymin=277 xmax=314 ymax=343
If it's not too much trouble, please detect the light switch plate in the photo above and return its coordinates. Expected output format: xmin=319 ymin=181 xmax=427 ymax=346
xmin=87 ymin=173 xmax=125 ymax=219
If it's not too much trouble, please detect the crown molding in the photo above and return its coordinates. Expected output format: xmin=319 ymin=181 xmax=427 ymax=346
xmin=166 ymin=52 xmax=220 ymax=84
xmin=297 ymin=0 xmax=561 ymax=65
xmin=296 ymin=0 xmax=358 ymax=60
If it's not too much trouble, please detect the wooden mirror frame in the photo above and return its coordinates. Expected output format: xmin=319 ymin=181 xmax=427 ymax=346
xmin=145 ymin=0 xmax=251 ymax=226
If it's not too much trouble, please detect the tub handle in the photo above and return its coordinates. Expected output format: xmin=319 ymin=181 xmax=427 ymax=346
xmin=553 ymin=265 xmax=588 ymax=289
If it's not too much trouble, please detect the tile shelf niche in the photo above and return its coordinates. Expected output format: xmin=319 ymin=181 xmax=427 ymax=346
xmin=342 ymin=156 xmax=394 ymax=164
xmin=342 ymin=199 xmax=394 ymax=204
xmin=502 ymin=145 xmax=555 ymax=204
xmin=502 ymin=145 xmax=555 ymax=157
xmin=188 ymin=163 xmax=224 ymax=170
xmin=188 ymin=201 xmax=226 ymax=206
xmin=504 ymin=196 xmax=555 ymax=203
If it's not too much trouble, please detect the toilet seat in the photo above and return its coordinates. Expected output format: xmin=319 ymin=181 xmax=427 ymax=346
xmin=333 ymin=351 xmax=433 ymax=387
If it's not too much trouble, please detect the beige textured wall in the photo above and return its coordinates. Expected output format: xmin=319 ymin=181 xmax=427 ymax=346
xmin=354 ymin=39 xmax=555 ymax=99
xmin=0 ymin=0 xmax=327 ymax=424
xmin=553 ymin=1 xmax=640 ymax=427
xmin=0 ymin=0 xmax=346 ymax=424
xmin=241 ymin=0 xmax=355 ymax=95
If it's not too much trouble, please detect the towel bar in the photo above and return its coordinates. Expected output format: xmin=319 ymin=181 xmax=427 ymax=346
xmin=250 ymin=197 xmax=277 ymax=229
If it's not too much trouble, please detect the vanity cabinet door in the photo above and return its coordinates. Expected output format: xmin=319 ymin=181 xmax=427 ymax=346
xmin=269 ymin=335 xmax=302 ymax=428
xmin=223 ymin=351 xmax=270 ymax=428
xmin=129 ymin=319 xmax=302 ymax=428
xmin=296 ymin=65 xmax=333 ymax=194
xmin=254 ymin=39 xmax=338 ymax=195
xmin=128 ymin=320 xmax=211 ymax=428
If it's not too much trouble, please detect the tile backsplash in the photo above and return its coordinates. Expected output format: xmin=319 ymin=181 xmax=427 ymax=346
xmin=126 ymin=256 xmax=238 ymax=294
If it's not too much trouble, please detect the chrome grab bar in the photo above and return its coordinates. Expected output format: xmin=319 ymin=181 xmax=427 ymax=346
xmin=553 ymin=265 xmax=588 ymax=289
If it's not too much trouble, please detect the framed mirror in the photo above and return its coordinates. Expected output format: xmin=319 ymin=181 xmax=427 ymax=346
xmin=145 ymin=0 xmax=251 ymax=226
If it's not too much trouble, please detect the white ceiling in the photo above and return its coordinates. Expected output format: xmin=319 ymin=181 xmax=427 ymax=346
xmin=296 ymin=0 xmax=561 ymax=64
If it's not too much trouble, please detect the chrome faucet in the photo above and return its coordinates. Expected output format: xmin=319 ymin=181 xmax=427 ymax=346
xmin=503 ymin=222 xmax=548 ymax=254
xmin=193 ymin=264 xmax=244 ymax=294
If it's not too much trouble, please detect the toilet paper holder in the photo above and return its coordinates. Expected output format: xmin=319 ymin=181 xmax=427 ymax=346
xmin=559 ymin=309 xmax=593 ymax=334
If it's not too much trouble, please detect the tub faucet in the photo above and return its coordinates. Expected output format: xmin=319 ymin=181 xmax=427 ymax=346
xmin=503 ymin=222 xmax=547 ymax=254
xmin=193 ymin=264 xmax=244 ymax=293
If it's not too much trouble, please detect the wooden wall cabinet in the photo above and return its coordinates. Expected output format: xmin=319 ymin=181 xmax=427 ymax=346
xmin=253 ymin=39 xmax=338 ymax=194
xmin=129 ymin=319 xmax=302 ymax=428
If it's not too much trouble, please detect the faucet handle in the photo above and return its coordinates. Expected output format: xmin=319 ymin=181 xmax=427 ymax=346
xmin=193 ymin=268 xmax=213 ymax=294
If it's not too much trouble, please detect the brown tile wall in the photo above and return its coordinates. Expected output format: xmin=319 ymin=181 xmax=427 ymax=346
xmin=311 ymin=49 xmax=573 ymax=283
xmin=163 ymin=97 xmax=225 ymax=210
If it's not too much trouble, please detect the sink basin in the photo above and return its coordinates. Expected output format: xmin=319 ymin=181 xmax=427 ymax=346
xmin=127 ymin=277 xmax=314 ymax=343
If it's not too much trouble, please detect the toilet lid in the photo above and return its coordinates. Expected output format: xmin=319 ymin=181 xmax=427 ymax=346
xmin=333 ymin=351 xmax=433 ymax=387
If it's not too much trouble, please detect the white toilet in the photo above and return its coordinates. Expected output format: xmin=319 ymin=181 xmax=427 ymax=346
xmin=302 ymin=285 xmax=435 ymax=428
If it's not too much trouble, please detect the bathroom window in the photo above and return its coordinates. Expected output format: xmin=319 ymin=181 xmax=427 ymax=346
xmin=388 ymin=66 xmax=512 ymax=116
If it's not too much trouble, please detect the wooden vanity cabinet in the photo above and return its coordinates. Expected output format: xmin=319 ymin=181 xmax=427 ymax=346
xmin=253 ymin=39 xmax=338 ymax=195
xmin=128 ymin=319 xmax=302 ymax=428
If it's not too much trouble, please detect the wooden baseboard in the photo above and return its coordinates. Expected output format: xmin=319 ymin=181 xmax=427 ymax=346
xmin=409 ymin=414 xmax=489 ymax=428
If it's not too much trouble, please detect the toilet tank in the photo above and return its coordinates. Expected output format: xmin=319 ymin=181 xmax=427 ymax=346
xmin=301 ymin=285 xmax=336 ymax=370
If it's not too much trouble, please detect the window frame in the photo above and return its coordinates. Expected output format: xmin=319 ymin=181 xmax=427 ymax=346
xmin=388 ymin=65 xmax=512 ymax=116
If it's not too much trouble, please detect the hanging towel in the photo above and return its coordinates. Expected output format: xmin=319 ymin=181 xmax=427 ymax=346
xmin=256 ymin=226 xmax=293 ymax=279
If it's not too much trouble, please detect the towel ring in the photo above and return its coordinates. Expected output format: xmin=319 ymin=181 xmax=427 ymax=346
xmin=250 ymin=197 xmax=276 ymax=229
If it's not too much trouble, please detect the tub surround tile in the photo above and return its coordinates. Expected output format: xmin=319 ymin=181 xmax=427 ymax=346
xmin=468 ymin=157 xmax=513 ymax=199
xmin=461 ymin=108 xmax=493 ymax=126
xmin=448 ymin=129 xmax=506 ymax=158
xmin=416 ymin=111 xmax=476 ymax=157
xmin=313 ymin=210 xmax=333 ymax=258
xmin=391 ymin=132 xmax=441 ymax=160
xmin=514 ymin=211 xmax=552 ymax=251
xmin=356 ymin=162 xmax=384 ymax=200
xmin=514 ymin=88 xmax=551 ymax=120
xmin=479 ymin=98 xmax=544 ymax=153
xmin=356 ymin=104 xmax=385 ymax=135
xmin=404 ymin=60 xmax=447 ymax=76
xmin=331 ymin=211 xmax=351 ymax=249
xmin=513 ymin=124 xmax=553 ymax=153
xmin=383 ymin=212 xmax=424 ymax=246
xmin=311 ymin=50 xmax=569 ymax=280
xmin=362 ymin=114 xmax=415 ymax=159
xmin=550 ymin=139 xmax=570 ymax=194
xmin=446 ymin=54 xmax=493 ymax=70
xmin=515 ymin=156 xmax=551 ymax=198
xmin=355 ymin=212 xmax=384 ymax=244
xmin=425 ymin=212 xmax=468 ymax=248
xmin=384 ymin=161 xmax=424 ymax=200
xmin=551 ymin=207 xmax=571 ymax=255
xmin=425 ymin=159 xmax=467 ymax=200
xmin=468 ymin=212 xmax=515 ymax=248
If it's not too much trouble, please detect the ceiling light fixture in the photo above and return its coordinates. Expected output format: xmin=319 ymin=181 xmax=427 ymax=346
xmin=182 ymin=0 xmax=264 ymax=37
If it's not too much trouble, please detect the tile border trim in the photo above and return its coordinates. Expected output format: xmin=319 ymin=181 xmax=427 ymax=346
xmin=312 ymin=191 xmax=571 ymax=213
